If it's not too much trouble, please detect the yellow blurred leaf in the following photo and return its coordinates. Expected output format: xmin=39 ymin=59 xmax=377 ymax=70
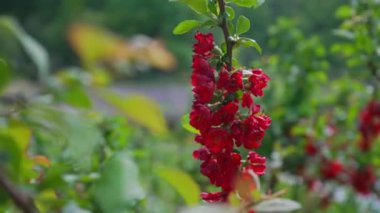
xmin=155 ymin=166 xmax=200 ymax=206
xmin=97 ymin=89 xmax=168 ymax=135
xmin=32 ymin=155 xmax=51 ymax=167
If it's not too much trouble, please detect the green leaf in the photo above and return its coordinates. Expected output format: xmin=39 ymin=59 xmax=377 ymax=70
xmin=225 ymin=6 xmax=235 ymax=20
xmin=0 ymin=16 xmax=49 ymax=82
xmin=0 ymin=58 xmax=10 ymax=93
xmin=232 ymin=0 xmax=257 ymax=8
xmin=24 ymin=104 xmax=102 ymax=170
xmin=61 ymin=86 xmax=92 ymax=108
xmin=92 ymin=153 xmax=145 ymax=213
xmin=155 ymin=166 xmax=200 ymax=206
xmin=170 ymin=0 xmax=208 ymax=14
xmin=335 ymin=5 xmax=353 ymax=19
xmin=173 ymin=20 xmax=202 ymax=35
xmin=238 ymin=37 xmax=262 ymax=54
xmin=97 ymin=89 xmax=168 ymax=135
xmin=0 ymin=135 xmax=22 ymax=180
xmin=236 ymin=15 xmax=250 ymax=35
xmin=181 ymin=114 xmax=200 ymax=134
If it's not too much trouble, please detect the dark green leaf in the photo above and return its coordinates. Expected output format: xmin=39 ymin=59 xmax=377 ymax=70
xmin=0 ymin=58 xmax=10 ymax=93
xmin=173 ymin=20 xmax=202 ymax=35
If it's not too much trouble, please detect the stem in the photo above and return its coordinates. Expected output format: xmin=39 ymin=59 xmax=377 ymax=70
xmin=0 ymin=169 xmax=39 ymax=213
xmin=217 ymin=0 xmax=234 ymax=71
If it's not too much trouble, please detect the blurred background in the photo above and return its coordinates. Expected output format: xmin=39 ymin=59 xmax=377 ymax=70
xmin=1 ymin=0 xmax=380 ymax=212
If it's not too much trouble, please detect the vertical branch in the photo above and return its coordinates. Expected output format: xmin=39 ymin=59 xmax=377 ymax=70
xmin=0 ymin=170 xmax=39 ymax=213
xmin=217 ymin=0 xmax=234 ymax=71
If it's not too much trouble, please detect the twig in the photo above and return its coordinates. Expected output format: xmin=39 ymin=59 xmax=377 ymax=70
xmin=217 ymin=0 xmax=234 ymax=71
xmin=0 ymin=169 xmax=39 ymax=213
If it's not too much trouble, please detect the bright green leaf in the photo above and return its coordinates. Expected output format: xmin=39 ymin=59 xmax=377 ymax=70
xmin=97 ymin=89 xmax=168 ymax=135
xmin=61 ymin=86 xmax=92 ymax=108
xmin=0 ymin=16 xmax=49 ymax=82
xmin=0 ymin=135 xmax=22 ymax=180
xmin=236 ymin=15 xmax=250 ymax=35
xmin=173 ymin=20 xmax=202 ymax=35
xmin=92 ymin=153 xmax=145 ymax=213
xmin=226 ymin=6 xmax=235 ymax=20
xmin=232 ymin=0 xmax=257 ymax=8
xmin=181 ymin=114 xmax=200 ymax=134
xmin=238 ymin=37 xmax=262 ymax=54
xmin=155 ymin=166 xmax=200 ymax=206
xmin=170 ymin=0 xmax=208 ymax=14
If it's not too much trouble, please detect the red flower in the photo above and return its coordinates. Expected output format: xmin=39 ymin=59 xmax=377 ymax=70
xmin=249 ymin=68 xmax=270 ymax=97
xmin=351 ymin=166 xmax=376 ymax=195
xmin=201 ymin=191 xmax=228 ymax=203
xmin=304 ymin=141 xmax=318 ymax=156
xmin=359 ymin=100 xmax=380 ymax=151
xmin=203 ymin=128 xmax=233 ymax=154
xmin=216 ymin=70 xmax=243 ymax=93
xmin=242 ymin=92 xmax=254 ymax=108
xmin=189 ymin=104 xmax=212 ymax=132
xmin=321 ymin=160 xmax=343 ymax=180
xmin=247 ymin=151 xmax=266 ymax=175
xmin=211 ymin=102 xmax=239 ymax=126
xmin=194 ymin=32 xmax=214 ymax=58
xmin=193 ymin=82 xmax=215 ymax=104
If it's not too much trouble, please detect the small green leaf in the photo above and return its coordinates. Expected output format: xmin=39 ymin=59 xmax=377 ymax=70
xmin=173 ymin=20 xmax=202 ymax=35
xmin=92 ymin=153 xmax=145 ymax=213
xmin=170 ymin=0 xmax=208 ymax=14
xmin=232 ymin=0 xmax=257 ymax=8
xmin=225 ymin=6 xmax=235 ymax=20
xmin=155 ymin=166 xmax=200 ymax=206
xmin=181 ymin=114 xmax=200 ymax=134
xmin=236 ymin=15 xmax=250 ymax=35
xmin=0 ymin=58 xmax=10 ymax=93
xmin=238 ymin=37 xmax=262 ymax=54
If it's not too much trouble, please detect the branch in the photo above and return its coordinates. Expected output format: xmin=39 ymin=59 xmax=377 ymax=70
xmin=0 ymin=170 xmax=39 ymax=213
xmin=217 ymin=0 xmax=234 ymax=71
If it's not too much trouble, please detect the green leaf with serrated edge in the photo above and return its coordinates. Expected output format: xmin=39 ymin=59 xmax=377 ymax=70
xmin=155 ymin=166 xmax=200 ymax=206
xmin=236 ymin=15 xmax=250 ymax=35
xmin=232 ymin=0 xmax=257 ymax=8
xmin=170 ymin=0 xmax=208 ymax=14
xmin=226 ymin=6 xmax=235 ymax=20
xmin=238 ymin=38 xmax=262 ymax=54
xmin=181 ymin=114 xmax=200 ymax=134
xmin=173 ymin=20 xmax=202 ymax=35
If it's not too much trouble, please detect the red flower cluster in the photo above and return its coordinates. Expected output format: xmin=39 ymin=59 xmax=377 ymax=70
xmin=359 ymin=100 xmax=380 ymax=151
xmin=189 ymin=32 xmax=271 ymax=202
xmin=351 ymin=166 xmax=376 ymax=195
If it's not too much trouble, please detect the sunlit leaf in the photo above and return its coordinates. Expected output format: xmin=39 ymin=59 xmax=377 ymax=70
xmin=0 ymin=135 xmax=22 ymax=180
xmin=236 ymin=15 xmax=250 ymax=35
xmin=170 ymin=0 xmax=208 ymax=14
xmin=92 ymin=153 xmax=145 ymax=213
xmin=181 ymin=114 xmax=200 ymax=134
xmin=0 ymin=16 xmax=49 ymax=82
xmin=155 ymin=166 xmax=200 ymax=206
xmin=173 ymin=20 xmax=202 ymax=35
xmin=97 ymin=89 xmax=168 ymax=135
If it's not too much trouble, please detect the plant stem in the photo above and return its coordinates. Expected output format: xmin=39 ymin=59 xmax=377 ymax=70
xmin=0 ymin=169 xmax=39 ymax=213
xmin=217 ymin=0 xmax=234 ymax=72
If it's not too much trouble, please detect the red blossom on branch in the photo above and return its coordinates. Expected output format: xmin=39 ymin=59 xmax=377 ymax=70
xmin=189 ymin=32 xmax=271 ymax=202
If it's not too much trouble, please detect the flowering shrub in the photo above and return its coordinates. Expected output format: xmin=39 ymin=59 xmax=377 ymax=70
xmin=190 ymin=32 xmax=270 ymax=202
